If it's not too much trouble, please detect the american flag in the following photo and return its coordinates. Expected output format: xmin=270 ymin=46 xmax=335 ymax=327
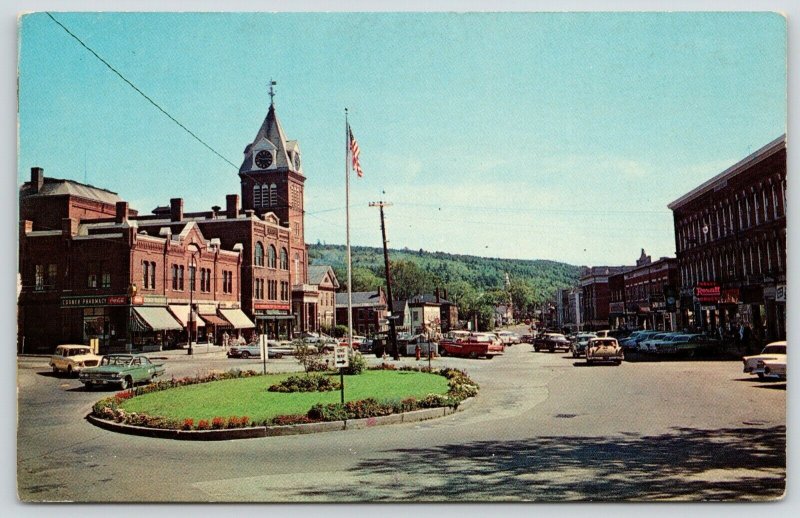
xmin=349 ymin=126 xmax=363 ymax=177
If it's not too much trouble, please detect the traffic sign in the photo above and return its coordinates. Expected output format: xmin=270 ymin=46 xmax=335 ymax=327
xmin=334 ymin=346 xmax=350 ymax=368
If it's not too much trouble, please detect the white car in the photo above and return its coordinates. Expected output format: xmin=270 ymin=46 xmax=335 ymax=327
xmin=762 ymin=360 xmax=786 ymax=380
xmin=743 ymin=341 xmax=787 ymax=380
xmin=586 ymin=337 xmax=624 ymax=365
xmin=637 ymin=333 xmax=671 ymax=353
xmin=50 ymin=344 xmax=102 ymax=376
xmin=495 ymin=331 xmax=518 ymax=345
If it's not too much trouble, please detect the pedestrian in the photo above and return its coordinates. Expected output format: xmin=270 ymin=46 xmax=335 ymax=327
xmin=222 ymin=331 xmax=229 ymax=350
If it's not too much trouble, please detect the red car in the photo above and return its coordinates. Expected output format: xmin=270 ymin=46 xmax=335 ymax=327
xmin=439 ymin=333 xmax=505 ymax=359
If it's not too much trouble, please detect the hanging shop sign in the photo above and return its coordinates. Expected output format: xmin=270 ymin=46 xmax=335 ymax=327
xmin=776 ymin=285 xmax=786 ymax=302
xmin=609 ymin=302 xmax=625 ymax=314
xmin=694 ymin=282 xmax=721 ymax=304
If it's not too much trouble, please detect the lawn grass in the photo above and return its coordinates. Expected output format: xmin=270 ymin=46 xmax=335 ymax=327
xmin=119 ymin=370 xmax=449 ymax=422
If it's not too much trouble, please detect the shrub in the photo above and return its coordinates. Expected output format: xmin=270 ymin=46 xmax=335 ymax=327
xmin=211 ymin=417 xmax=225 ymax=430
xmin=196 ymin=419 xmax=211 ymax=430
xmin=181 ymin=418 xmax=194 ymax=430
xmin=226 ymin=416 xmax=251 ymax=428
xmin=342 ymin=352 xmax=367 ymax=375
xmin=372 ymin=362 xmax=397 ymax=371
xmin=268 ymin=373 xmax=341 ymax=393
xmin=308 ymin=403 xmax=348 ymax=422
xmin=270 ymin=414 xmax=318 ymax=426
xmin=332 ymin=324 xmax=349 ymax=338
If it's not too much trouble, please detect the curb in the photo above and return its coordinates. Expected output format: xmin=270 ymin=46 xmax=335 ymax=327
xmin=85 ymin=397 xmax=474 ymax=441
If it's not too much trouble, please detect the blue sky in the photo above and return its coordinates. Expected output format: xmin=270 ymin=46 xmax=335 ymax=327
xmin=17 ymin=12 xmax=786 ymax=266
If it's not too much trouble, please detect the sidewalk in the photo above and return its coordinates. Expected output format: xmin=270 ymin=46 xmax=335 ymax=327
xmin=144 ymin=343 xmax=229 ymax=360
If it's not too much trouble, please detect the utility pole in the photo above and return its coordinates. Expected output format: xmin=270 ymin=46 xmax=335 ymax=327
xmin=369 ymin=199 xmax=399 ymax=360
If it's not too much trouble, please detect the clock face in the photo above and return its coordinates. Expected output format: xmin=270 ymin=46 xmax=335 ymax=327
xmin=293 ymin=153 xmax=301 ymax=170
xmin=255 ymin=150 xmax=273 ymax=169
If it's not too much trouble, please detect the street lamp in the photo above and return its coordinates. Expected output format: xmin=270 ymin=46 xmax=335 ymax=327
xmin=187 ymin=243 xmax=201 ymax=356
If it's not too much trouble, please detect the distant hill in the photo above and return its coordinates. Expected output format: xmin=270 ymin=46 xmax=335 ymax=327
xmin=307 ymin=243 xmax=581 ymax=304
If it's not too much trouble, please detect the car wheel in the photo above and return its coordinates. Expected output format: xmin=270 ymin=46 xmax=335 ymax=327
xmin=84 ymin=382 xmax=94 ymax=390
xmin=615 ymin=360 xmax=622 ymax=366
xmin=51 ymin=365 xmax=58 ymax=374
xmin=757 ymin=373 xmax=766 ymax=380
xmin=587 ymin=359 xmax=593 ymax=365
xmin=469 ymin=351 xmax=478 ymax=359
xmin=486 ymin=355 xmax=494 ymax=360
xmin=549 ymin=347 xmax=555 ymax=353
xmin=534 ymin=347 xmax=540 ymax=352
xmin=119 ymin=376 xmax=131 ymax=390
xmin=241 ymin=351 xmax=251 ymax=359
xmin=66 ymin=365 xmax=73 ymax=377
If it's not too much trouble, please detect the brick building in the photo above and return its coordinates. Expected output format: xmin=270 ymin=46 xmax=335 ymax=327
xmin=18 ymin=98 xmax=336 ymax=352
xmin=668 ymin=136 xmax=786 ymax=341
xmin=608 ymin=250 xmax=679 ymax=331
xmin=18 ymin=184 xmax=246 ymax=353
xmin=580 ymin=266 xmax=632 ymax=331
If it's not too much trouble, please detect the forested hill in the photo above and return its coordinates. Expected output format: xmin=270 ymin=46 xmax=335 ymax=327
xmin=307 ymin=244 xmax=581 ymax=309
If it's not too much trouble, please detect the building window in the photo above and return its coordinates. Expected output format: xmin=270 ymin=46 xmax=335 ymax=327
xmin=35 ymin=264 xmax=45 ymax=291
xmin=47 ymin=264 xmax=57 ymax=289
xmin=143 ymin=261 xmax=149 ymax=289
xmin=753 ymin=191 xmax=760 ymax=226
xmin=102 ymin=272 xmax=111 ymax=289
xmin=87 ymin=262 xmax=98 ymax=288
xmin=254 ymin=242 xmax=264 ymax=267
xmin=179 ymin=266 xmax=185 ymax=290
xmin=223 ymin=271 xmax=232 ymax=294
xmin=280 ymin=248 xmax=288 ymax=270
xmin=253 ymin=184 xmax=262 ymax=208
xmin=294 ymin=253 xmax=300 ymax=281
xmin=772 ymin=184 xmax=779 ymax=219
xmin=269 ymin=184 xmax=277 ymax=207
xmin=150 ymin=261 xmax=156 ymax=289
xmin=268 ymin=245 xmax=277 ymax=268
xmin=254 ymin=278 xmax=265 ymax=300
xmin=172 ymin=264 xmax=178 ymax=290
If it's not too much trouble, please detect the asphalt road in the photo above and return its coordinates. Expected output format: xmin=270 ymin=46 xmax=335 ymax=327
xmin=16 ymin=329 xmax=785 ymax=503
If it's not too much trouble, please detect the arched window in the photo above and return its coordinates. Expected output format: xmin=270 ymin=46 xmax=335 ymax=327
xmin=254 ymin=242 xmax=264 ymax=267
xmin=280 ymin=247 xmax=288 ymax=270
xmin=268 ymin=245 xmax=277 ymax=268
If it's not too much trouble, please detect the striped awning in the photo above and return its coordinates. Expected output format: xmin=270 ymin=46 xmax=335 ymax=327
xmin=132 ymin=307 xmax=183 ymax=332
xmin=219 ymin=309 xmax=255 ymax=329
xmin=168 ymin=305 xmax=206 ymax=328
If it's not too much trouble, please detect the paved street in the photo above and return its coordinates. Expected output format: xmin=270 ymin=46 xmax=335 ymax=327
xmin=17 ymin=330 xmax=785 ymax=502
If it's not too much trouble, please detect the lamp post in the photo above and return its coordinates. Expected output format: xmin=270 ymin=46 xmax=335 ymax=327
xmin=187 ymin=243 xmax=200 ymax=355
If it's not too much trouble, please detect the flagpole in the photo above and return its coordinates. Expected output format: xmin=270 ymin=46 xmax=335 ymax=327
xmin=345 ymin=109 xmax=354 ymax=356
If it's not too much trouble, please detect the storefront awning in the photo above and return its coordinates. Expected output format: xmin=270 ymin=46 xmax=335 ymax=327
xmin=200 ymin=314 xmax=231 ymax=327
xmin=219 ymin=309 xmax=255 ymax=329
xmin=168 ymin=305 xmax=205 ymax=328
xmin=133 ymin=307 xmax=183 ymax=331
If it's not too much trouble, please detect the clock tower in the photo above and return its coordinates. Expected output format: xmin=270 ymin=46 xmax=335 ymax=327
xmin=239 ymin=94 xmax=306 ymax=284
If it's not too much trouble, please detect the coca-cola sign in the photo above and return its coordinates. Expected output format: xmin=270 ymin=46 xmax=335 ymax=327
xmin=694 ymin=282 xmax=720 ymax=304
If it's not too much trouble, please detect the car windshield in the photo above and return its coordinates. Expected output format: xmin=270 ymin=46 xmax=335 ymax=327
xmin=593 ymin=339 xmax=616 ymax=347
xmin=102 ymin=356 xmax=132 ymax=366
xmin=762 ymin=345 xmax=786 ymax=355
xmin=70 ymin=348 xmax=91 ymax=356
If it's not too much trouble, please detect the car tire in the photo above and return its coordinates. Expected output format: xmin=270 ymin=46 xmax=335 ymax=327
xmin=84 ymin=382 xmax=94 ymax=390
xmin=241 ymin=351 xmax=251 ymax=359
xmin=119 ymin=376 xmax=131 ymax=390
xmin=587 ymin=359 xmax=593 ymax=365
xmin=757 ymin=373 xmax=766 ymax=380
xmin=66 ymin=365 xmax=73 ymax=377
xmin=51 ymin=365 xmax=58 ymax=374
xmin=439 ymin=348 xmax=447 ymax=357
xmin=469 ymin=351 xmax=478 ymax=359
xmin=534 ymin=346 xmax=540 ymax=352
xmin=549 ymin=347 xmax=555 ymax=353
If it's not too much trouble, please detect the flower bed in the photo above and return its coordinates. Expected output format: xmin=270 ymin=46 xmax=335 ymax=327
xmin=89 ymin=366 xmax=477 ymax=431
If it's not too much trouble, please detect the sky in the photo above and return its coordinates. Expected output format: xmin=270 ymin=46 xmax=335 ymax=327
xmin=17 ymin=11 xmax=786 ymax=266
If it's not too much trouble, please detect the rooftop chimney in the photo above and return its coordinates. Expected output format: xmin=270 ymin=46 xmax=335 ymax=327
xmin=115 ymin=201 xmax=129 ymax=224
xmin=61 ymin=217 xmax=78 ymax=237
xmin=30 ymin=167 xmax=44 ymax=193
xmin=170 ymin=198 xmax=183 ymax=222
xmin=443 ymin=288 xmax=448 ymax=300
xmin=226 ymin=194 xmax=239 ymax=219
xmin=435 ymin=287 xmax=441 ymax=302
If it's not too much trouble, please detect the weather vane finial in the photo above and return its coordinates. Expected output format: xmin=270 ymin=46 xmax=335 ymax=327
xmin=269 ymin=80 xmax=277 ymax=106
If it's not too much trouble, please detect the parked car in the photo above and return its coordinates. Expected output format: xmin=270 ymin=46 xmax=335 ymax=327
xmin=619 ymin=330 xmax=659 ymax=352
xmin=570 ymin=333 xmax=597 ymax=358
xmin=637 ymin=333 xmax=672 ymax=353
xmin=762 ymin=359 xmax=786 ymax=380
xmin=662 ymin=334 xmax=721 ymax=357
xmin=586 ymin=337 xmax=624 ymax=365
xmin=439 ymin=333 xmax=504 ymax=359
xmin=49 ymin=344 xmax=102 ymax=376
xmin=339 ymin=335 xmax=367 ymax=350
xmin=227 ymin=340 xmax=287 ymax=359
xmin=300 ymin=332 xmax=337 ymax=351
xmin=743 ymin=341 xmax=787 ymax=380
xmin=495 ymin=331 xmax=521 ymax=345
xmin=533 ymin=333 xmax=571 ymax=353
xmin=79 ymin=354 xmax=165 ymax=390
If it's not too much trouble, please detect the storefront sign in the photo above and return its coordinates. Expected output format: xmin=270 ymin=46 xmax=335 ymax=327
xmin=141 ymin=295 xmax=167 ymax=306
xmin=695 ymin=282 xmax=720 ymax=304
xmin=254 ymin=302 xmax=290 ymax=310
xmin=719 ymin=288 xmax=740 ymax=304
xmin=699 ymin=305 xmax=717 ymax=312
xmin=61 ymin=295 xmax=129 ymax=308
xmin=776 ymin=285 xmax=786 ymax=302
xmin=609 ymin=302 xmax=625 ymax=314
